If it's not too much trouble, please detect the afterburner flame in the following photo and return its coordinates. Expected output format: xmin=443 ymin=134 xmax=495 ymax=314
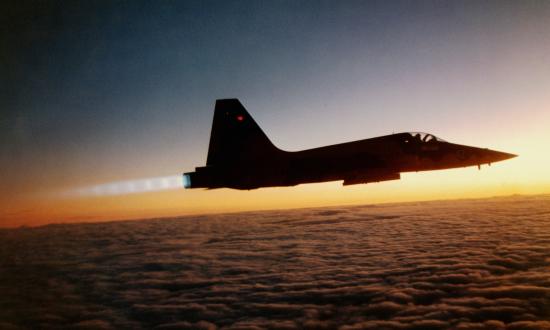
xmin=70 ymin=175 xmax=184 ymax=197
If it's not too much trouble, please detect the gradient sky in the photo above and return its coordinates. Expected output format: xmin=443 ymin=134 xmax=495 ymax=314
xmin=2 ymin=0 xmax=550 ymax=227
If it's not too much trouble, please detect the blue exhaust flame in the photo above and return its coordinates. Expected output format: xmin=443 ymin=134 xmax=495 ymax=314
xmin=182 ymin=174 xmax=192 ymax=189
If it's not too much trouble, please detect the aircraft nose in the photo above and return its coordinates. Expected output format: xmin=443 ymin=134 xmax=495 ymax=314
xmin=480 ymin=149 xmax=517 ymax=163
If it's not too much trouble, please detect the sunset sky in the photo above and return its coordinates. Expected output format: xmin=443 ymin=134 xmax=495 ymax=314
xmin=2 ymin=1 xmax=550 ymax=227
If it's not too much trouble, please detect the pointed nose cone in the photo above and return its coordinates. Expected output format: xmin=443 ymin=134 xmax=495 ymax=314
xmin=482 ymin=149 xmax=517 ymax=163
xmin=496 ymin=151 xmax=517 ymax=161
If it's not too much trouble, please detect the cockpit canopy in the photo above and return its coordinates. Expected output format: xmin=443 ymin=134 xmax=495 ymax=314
xmin=404 ymin=132 xmax=447 ymax=143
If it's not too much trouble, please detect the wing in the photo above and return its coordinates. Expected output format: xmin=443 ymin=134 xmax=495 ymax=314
xmin=342 ymin=171 xmax=400 ymax=186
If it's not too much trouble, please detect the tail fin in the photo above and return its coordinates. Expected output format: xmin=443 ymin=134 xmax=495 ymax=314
xmin=206 ymin=99 xmax=282 ymax=166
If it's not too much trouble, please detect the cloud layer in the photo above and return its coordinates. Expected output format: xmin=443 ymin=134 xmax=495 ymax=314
xmin=2 ymin=195 xmax=550 ymax=329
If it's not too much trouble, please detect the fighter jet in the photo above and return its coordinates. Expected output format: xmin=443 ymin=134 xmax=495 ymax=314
xmin=183 ymin=99 xmax=516 ymax=190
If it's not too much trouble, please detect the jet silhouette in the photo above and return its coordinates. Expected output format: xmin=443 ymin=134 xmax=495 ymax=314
xmin=183 ymin=99 xmax=516 ymax=190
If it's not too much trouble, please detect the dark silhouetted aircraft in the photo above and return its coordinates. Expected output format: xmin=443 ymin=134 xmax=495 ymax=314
xmin=183 ymin=99 xmax=516 ymax=190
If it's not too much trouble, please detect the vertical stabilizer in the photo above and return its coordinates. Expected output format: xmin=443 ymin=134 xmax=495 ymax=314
xmin=206 ymin=99 xmax=281 ymax=166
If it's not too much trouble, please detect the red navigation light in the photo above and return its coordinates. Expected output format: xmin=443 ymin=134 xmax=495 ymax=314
xmin=236 ymin=115 xmax=244 ymax=121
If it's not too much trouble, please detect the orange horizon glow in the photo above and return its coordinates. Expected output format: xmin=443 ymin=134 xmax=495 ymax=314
xmin=4 ymin=171 xmax=550 ymax=228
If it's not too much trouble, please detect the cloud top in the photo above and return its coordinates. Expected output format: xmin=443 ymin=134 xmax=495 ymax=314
xmin=1 ymin=195 xmax=550 ymax=329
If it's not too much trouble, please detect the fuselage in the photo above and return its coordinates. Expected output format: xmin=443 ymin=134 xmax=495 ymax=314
xmin=183 ymin=99 xmax=516 ymax=190
xmin=187 ymin=132 xmax=516 ymax=190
